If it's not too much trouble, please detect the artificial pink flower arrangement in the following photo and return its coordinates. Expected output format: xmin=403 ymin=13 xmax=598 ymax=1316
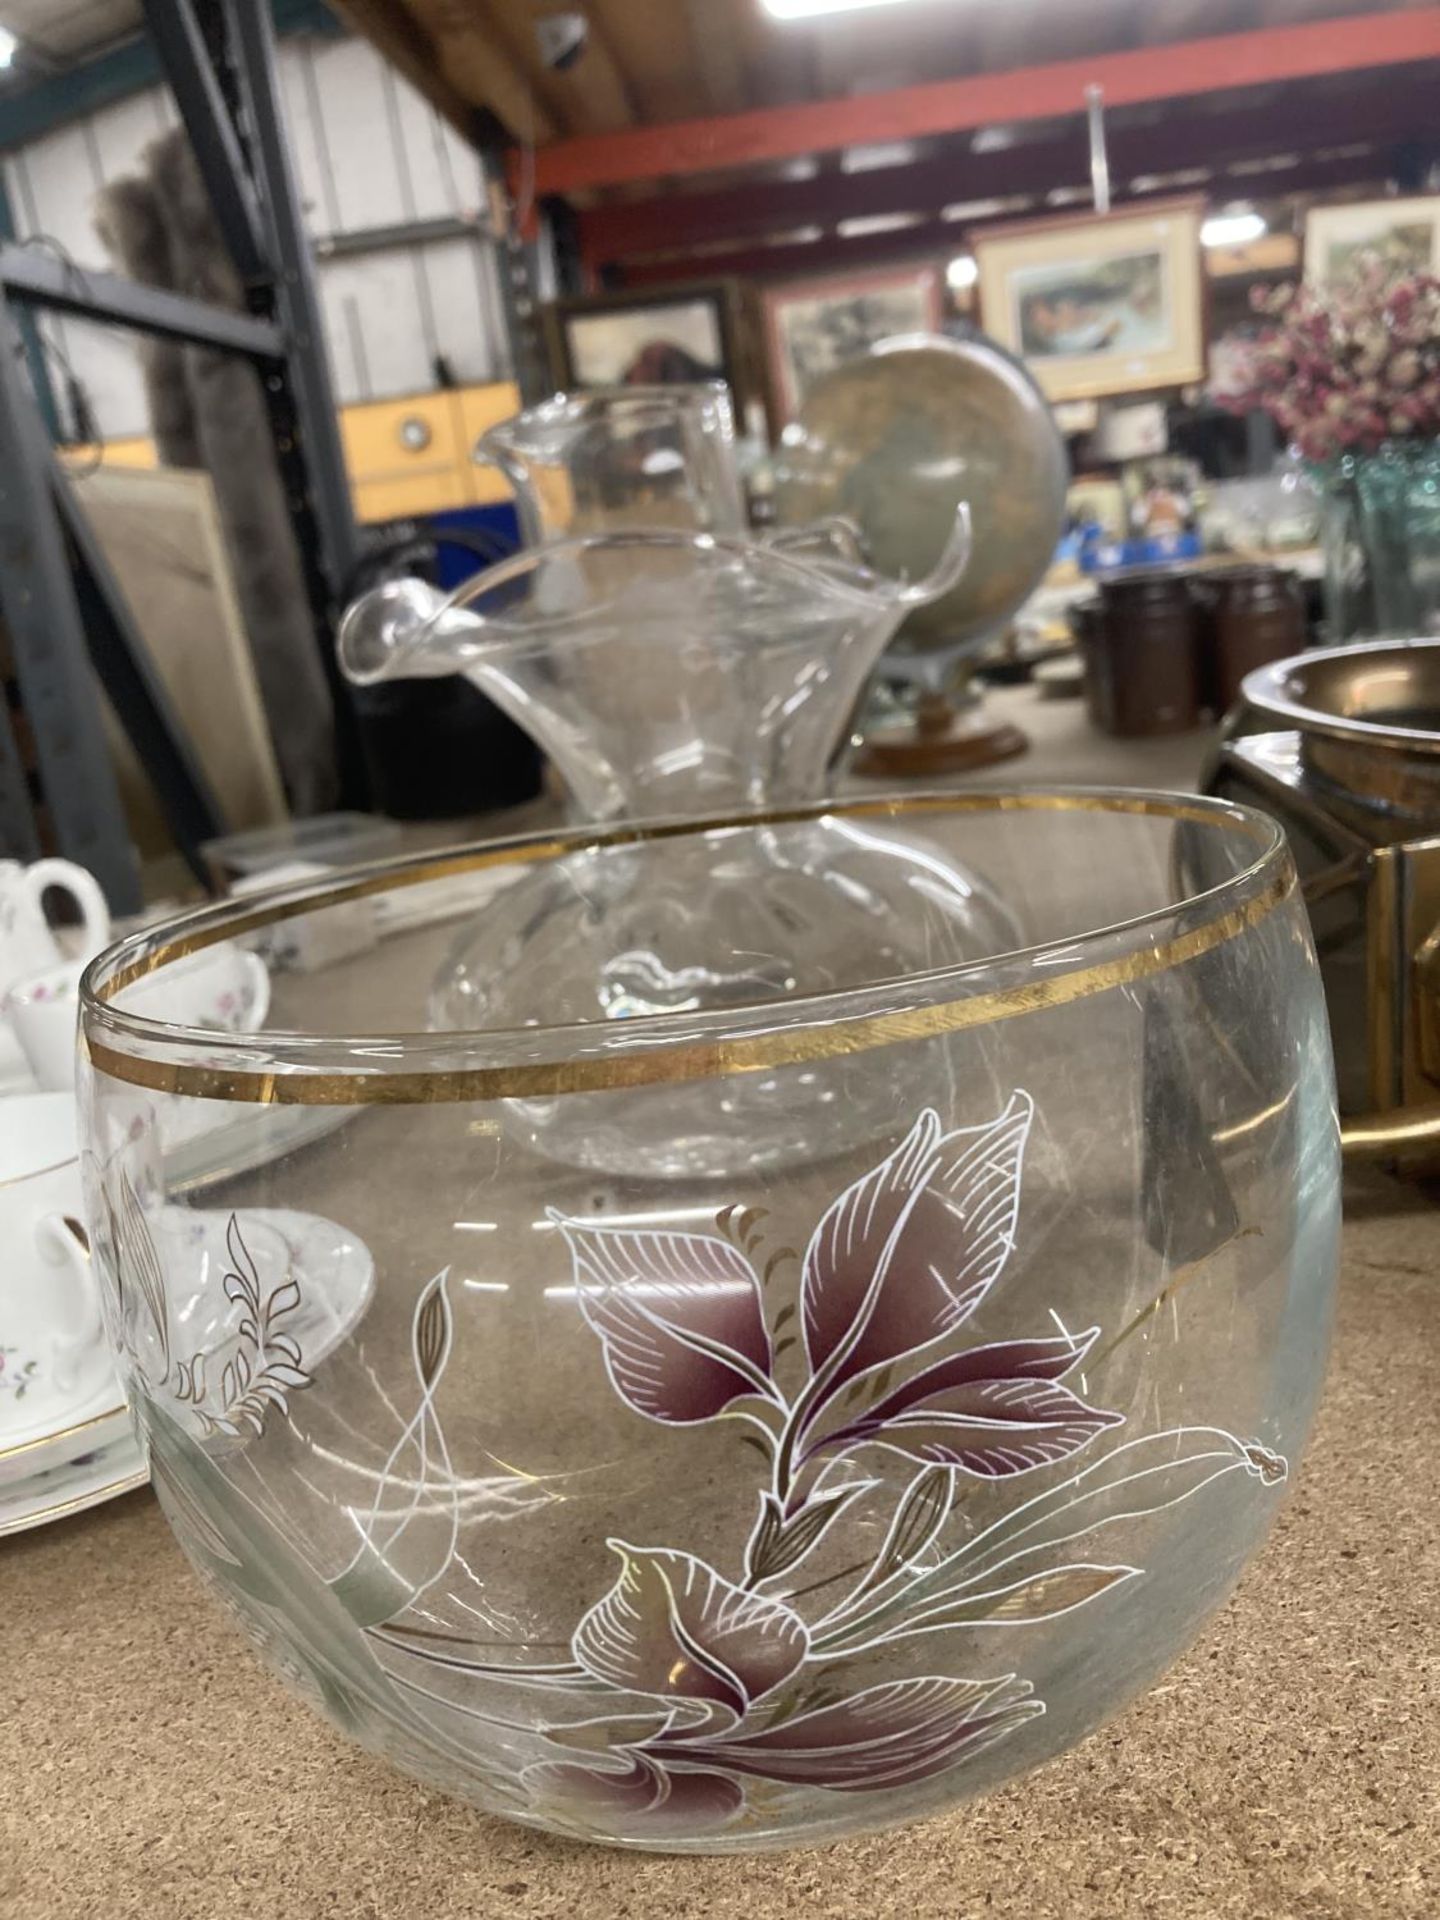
xmin=1216 ymin=264 xmax=1440 ymax=463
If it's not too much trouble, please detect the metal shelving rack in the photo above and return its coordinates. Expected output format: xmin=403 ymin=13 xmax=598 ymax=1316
xmin=0 ymin=0 xmax=362 ymax=910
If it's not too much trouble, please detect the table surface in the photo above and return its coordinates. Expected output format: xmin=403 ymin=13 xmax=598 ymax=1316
xmin=5 ymin=1168 xmax=1435 ymax=1920
xmin=6 ymin=688 xmax=1436 ymax=1920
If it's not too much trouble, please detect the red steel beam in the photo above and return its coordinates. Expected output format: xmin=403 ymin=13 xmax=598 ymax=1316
xmin=579 ymin=72 xmax=1436 ymax=267
xmin=529 ymin=11 xmax=1440 ymax=196
xmin=615 ymin=147 xmax=1403 ymax=289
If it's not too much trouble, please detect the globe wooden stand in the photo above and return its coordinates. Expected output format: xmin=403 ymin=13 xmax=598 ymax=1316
xmin=851 ymin=687 xmax=1029 ymax=778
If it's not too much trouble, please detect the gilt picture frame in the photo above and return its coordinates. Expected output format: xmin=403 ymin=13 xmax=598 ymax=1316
xmin=975 ymin=200 xmax=1205 ymax=403
xmin=1304 ymin=194 xmax=1440 ymax=288
xmin=762 ymin=263 xmax=944 ymax=422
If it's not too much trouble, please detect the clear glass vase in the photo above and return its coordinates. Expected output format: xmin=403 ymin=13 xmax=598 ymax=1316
xmin=338 ymin=521 xmax=1022 ymax=1177
xmin=1318 ymin=441 xmax=1440 ymax=641
xmin=476 ymin=385 xmax=747 ymax=541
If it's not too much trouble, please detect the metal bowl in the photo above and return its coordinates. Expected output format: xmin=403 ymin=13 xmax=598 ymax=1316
xmin=1240 ymin=639 xmax=1440 ymax=817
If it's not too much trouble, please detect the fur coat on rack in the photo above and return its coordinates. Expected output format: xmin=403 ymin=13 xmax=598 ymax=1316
xmin=95 ymin=130 xmax=338 ymax=814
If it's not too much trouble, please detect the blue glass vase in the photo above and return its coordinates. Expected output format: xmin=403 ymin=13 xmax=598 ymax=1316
xmin=1318 ymin=441 xmax=1440 ymax=641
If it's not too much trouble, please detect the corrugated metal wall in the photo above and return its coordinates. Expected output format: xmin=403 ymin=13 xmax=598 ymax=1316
xmin=2 ymin=29 xmax=511 ymax=440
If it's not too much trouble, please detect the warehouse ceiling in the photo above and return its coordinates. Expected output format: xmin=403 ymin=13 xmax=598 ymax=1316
xmin=308 ymin=0 xmax=1440 ymax=288
xmin=329 ymin=0 xmax=1431 ymax=142
xmin=0 ymin=0 xmax=1434 ymax=288
xmin=0 ymin=0 xmax=139 ymax=64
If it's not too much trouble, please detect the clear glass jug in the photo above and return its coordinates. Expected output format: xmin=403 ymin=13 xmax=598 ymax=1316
xmin=338 ymin=521 xmax=971 ymax=822
xmin=475 ymin=385 xmax=746 ymax=541
xmin=337 ymin=512 xmax=1018 ymax=1177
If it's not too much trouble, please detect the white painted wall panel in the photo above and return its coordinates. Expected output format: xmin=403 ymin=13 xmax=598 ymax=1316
xmin=316 ymin=268 xmax=368 ymax=404
xmin=10 ymin=122 xmax=106 ymax=265
xmin=277 ymin=38 xmax=338 ymax=233
xmin=304 ymin=34 xmax=409 ymax=232
xmin=390 ymin=71 xmax=487 ymax=220
xmin=425 ymin=236 xmax=509 ymax=385
xmin=3 ymin=32 xmax=512 ymax=437
xmin=57 ymin=314 xmax=151 ymax=441
xmin=87 ymin=85 xmax=171 ymax=182
xmin=318 ymin=249 xmax=434 ymax=399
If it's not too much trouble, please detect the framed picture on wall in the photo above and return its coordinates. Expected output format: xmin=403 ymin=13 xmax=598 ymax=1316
xmin=975 ymin=200 xmax=1205 ymax=403
xmin=1304 ymin=195 xmax=1440 ymax=287
xmin=545 ymin=283 xmax=745 ymax=396
xmin=762 ymin=264 xmax=943 ymax=421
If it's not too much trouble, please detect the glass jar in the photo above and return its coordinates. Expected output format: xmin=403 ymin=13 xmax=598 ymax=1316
xmin=1318 ymin=441 xmax=1440 ymax=641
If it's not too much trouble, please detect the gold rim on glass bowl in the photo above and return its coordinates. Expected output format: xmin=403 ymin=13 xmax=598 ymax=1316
xmin=81 ymin=789 xmax=1292 ymax=1108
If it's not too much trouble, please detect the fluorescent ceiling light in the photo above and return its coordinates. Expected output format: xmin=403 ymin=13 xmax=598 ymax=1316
xmin=0 ymin=27 xmax=17 ymax=68
xmin=837 ymin=211 xmax=923 ymax=238
xmin=841 ymin=140 xmax=919 ymax=174
xmin=1230 ymin=155 xmax=1300 ymax=176
xmin=947 ymin=255 xmax=979 ymax=290
xmin=1201 ymin=210 xmax=1266 ymax=248
xmin=1132 ymin=168 xmax=1211 ymax=192
xmin=942 ymin=195 xmax=1029 ymax=223
xmin=763 ymin=0 xmax=921 ymax=19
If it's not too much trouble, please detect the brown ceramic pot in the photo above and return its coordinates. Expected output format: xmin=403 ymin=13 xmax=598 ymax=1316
xmin=1086 ymin=571 xmax=1203 ymax=737
xmin=1194 ymin=565 xmax=1307 ymax=715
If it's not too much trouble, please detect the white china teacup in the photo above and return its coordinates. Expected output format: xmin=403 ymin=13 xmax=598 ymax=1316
xmin=0 ymin=859 xmax=110 ymax=1002
xmin=0 ymin=1093 xmax=107 ymax=1404
xmin=9 ymin=944 xmax=271 ymax=1093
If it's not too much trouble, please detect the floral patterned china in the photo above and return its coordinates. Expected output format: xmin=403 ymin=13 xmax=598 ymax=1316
xmin=0 ymin=1090 xmax=135 ymax=1538
xmin=0 ymin=857 xmax=110 ymax=1001
xmin=0 ymin=1092 xmax=117 ymax=1482
xmin=79 ymin=793 xmax=1340 ymax=1851
xmin=9 ymin=942 xmax=269 ymax=1093
xmin=0 ymin=1427 xmax=147 ymax=1540
xmin=0 ymin=856 xmax=112 ymax=1100
xmin=1 ymin=1083 xmax=371 ymax=1533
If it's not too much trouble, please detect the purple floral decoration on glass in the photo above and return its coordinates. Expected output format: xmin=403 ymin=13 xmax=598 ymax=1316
xmin=358 ymin=1092 xmax=1287 ymax=1842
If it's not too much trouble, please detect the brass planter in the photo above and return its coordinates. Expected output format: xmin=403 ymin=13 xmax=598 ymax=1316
xmin=1205 ymin=638 xmax=1440 ymax=1168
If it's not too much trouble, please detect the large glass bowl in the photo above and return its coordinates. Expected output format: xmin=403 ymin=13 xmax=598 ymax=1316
xmin=79 ymin=793 xmax=1340 ymax=1854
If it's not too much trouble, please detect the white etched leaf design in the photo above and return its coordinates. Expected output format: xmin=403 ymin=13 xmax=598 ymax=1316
xmin=816 ymin=1426 xmax=1285 ymax=1652
xmin=108 ymin=1173 xmax=170 ymax=1375
xmin=829 ymin=1563 xmax=1141 ymax=1651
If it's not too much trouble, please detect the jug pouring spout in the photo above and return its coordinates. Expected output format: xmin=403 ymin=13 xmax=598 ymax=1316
xmin=336 ymin=577 xmax=465 ymax=686
xmin=337 ymin=509 xmax=974 ymax=821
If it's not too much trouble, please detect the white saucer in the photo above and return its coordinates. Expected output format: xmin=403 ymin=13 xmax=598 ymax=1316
xmin=0 ymin=1022 xmax=39 ymax=1098
xmin=0 ymin=1367 xmax=130 ymax=1488
xmin=1 ymin=1202 xmax=374 ymax=1514
xmin=0 ymin=1425 xmax=148 ymax=1539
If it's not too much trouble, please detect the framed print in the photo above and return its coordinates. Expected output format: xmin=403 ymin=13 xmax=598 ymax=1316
xmin=763 ymin=264 xmax=943 ymax=422
xmin=545 ymin=284 xmax=741 ymax=394
xmin=975 ymin=200 xmax=1205 ymax=403
xmin=1304 ymin=195 xmax=1440 ymax=287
